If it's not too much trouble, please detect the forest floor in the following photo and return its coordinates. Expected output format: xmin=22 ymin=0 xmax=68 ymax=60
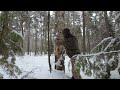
xmin=10 ymin=53 xmax=94 ymax=79
xmin=15 ymin=54 xmax=72 ymax=79
xmin=1 ymin=53 xmax=120 ymax=79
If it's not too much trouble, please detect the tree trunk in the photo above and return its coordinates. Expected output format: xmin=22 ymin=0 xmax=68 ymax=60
xmin=50 ymin=27 xmax=52 ymax=55
xmin=82 ymin=11 xmax=86 ymax=55
xmin=48 ymin=11 xmax=52 ymax=73
xmin=43 ymin=11 xmax=47 ymax=54
xmin=67 ymin=11 xmax=70 ymax=27
xmin=20 ymin=12 xmax=24 ymax=48
xmin=86 ymin=28 xmax=90 ymax=54
xmin=0 ymin=11 xmax=10 ymax=59
xmin=44 ymin=27 xmax=47 ymax=54
xmin=85 ymin=12 xmax=91 ymax=54
xmin=27 ymin=24 xmax=30 ymax=55
xmin=71 ymin=58 xmax=81 ymax=79
xmin=35 ymin=29 xmax=38 ymax=55
xmin=26 ymin=11 xmax=30 ymax=55
xmin=104 ymin=11 xmax=114 ymax=38
xmin=40 ymin=28 xmax=43 ymax=55
xmin=73 ymin=11 xmax=75 ymax=26
xmin=72 ymin=11 xmax=75 ymax=35
xmin=54 ymin=11 xmax=65 ymax=71
xmin=1 ymin=11 xmax=9 ymax=42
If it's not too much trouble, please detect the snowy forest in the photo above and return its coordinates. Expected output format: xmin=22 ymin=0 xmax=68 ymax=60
xmin=0 ymin=11 xmax=120 ymax=79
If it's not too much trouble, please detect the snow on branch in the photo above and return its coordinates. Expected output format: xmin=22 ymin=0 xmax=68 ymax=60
xmin=75 ymin=50 xmax=120 ymax=78
xmin=0 ymin=55 xmax=3 ymax=59
xmin=79 ymin=50 xmax=120 ymax=57
xmin=115 ymin=13 xmax=120 ymax=22
xmin=91 ymin=37 xmax=112 ymax=53
xmin=12 ymin=30 xmax=23 ymax=39
xmin=103 ymin=38 xmax=116 ymax=52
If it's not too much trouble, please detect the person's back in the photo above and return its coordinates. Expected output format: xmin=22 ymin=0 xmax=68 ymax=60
xmin=62 ymin=28 xmax=80 ymax=58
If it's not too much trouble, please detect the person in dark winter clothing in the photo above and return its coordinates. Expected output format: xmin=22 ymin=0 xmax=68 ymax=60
xmin=62 ymin=28 xmax=81 ymax=79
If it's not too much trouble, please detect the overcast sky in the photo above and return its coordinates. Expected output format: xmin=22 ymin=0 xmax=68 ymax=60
xmin=50 ymin=11 xmax=53 ymax=15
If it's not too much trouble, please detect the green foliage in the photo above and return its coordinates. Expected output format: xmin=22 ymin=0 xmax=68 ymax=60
xmin=85 ymin=68 xmax=92 ymax=76
xmin=10 ymin=31 xmax=23 ymax=42
xmin=0 ymin=57 xmax=22 ymax=78
xmin=0 ymin=44 xmax=22 ymax=78
xmin=75 ymin=50 xmax=119 ymax=79
xmin=0 ymin=11 xmax=23 ymax=79
xmin=73 ymin=35 xmax=120 ymax=79
xmin=10 ymin=31 xmax=24 ymax=55
xmin=0 ymin=41 xmax=9 ymax=59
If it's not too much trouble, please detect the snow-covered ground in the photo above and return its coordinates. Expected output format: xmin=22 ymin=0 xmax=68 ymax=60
xmin=15 ymin=54 xmax=72 ymax=79
xmin=0 ymin=53 xmax=94 ymax=79
xmin=1 ymin=53 xmax=120 ymax=79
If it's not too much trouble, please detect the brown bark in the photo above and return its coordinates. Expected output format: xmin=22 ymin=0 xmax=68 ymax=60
xmin=104 ymin=11 xmax=114 ymax=38
xmin=71 ymin=56 xmax=81 ymax=79
xmin=54 ymin=11 xmax=65 ymax=70
xmin=82 ymin=11 xmax=86 ymax=55
xmin=35 ymin=30 xmax=38 ymax=55
xmin=26 ymin=11 xmax=30 ymax=55
xmin=48 ymin=11 xmax=52 ymax=73
xmin=20 ymin=12 xmax=24 ymax=48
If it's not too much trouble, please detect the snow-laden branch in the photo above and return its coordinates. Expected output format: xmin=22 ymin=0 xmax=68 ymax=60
xmin=78 ymin=50 xmax=120 ymax=57
xmin=75 ymin=50 xmax=120 ymax=79
xmin=115 ymin=13 xmax=120 ymax=22
xmin=103 ymin=38 xmax=116 ymax=52
xmin=12 ymin=30 xmax=24 ymax=39
xmin=91 ymin=37 xmax=112 ymax=53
